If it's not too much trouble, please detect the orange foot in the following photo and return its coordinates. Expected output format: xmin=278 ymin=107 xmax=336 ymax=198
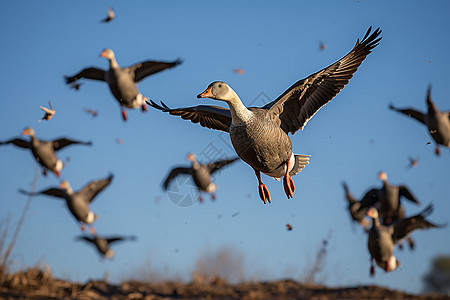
xmin=141 ymin=104 xmax=147 ymax=112
xmin=435 ymin=146 xmax=440 ymax=156
xmin=283 ymin=174 xmax=295 ymax=199
xmin=122 ymin=110 xmax=128 ymax=121
xmin=370 ymin=265 xmax=375 ymax=277
xmin=258 ymin=183 xmax=271 ymax=204
xmin=211 ymin=193 xmax=216 ymax=201
xmin=80 ymin=225 xmax=86 ymax=232
xmin=55 ymin=170 xmax=61 ymax=178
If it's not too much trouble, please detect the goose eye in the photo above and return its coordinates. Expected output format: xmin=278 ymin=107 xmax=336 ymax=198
xmin=218 ymin=84 xmax=222 ymax=88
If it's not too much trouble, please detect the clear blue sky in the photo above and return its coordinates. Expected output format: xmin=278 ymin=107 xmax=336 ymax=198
xmin=1 ymin=0 xmax=449 ymax=294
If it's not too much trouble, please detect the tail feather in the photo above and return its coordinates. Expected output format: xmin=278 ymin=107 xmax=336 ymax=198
xmin=289 ymin=154 xmax=310 ymax=177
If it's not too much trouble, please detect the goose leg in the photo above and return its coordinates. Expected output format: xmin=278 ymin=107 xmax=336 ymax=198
xmin=370 ymin=258 xmax=376 ymax=277
xmin=255 ymin=169 xmax=271 ymax=204
xmin=121 ymin=109 xmax=128 ymax=121
xmin=141 ymin=103 xmax=147 ymax=112
xmin=211 ymin=193 xmax=216 ymax=201
xmin=407 ymin=237 xmax=415 ymax=250
xmin=283 ymin=160 xmax=295 ymax=199
xmin=435 ymin=145 xmax=440 ymax=156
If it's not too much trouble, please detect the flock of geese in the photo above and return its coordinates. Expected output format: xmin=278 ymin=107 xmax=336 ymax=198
xmin=1 ymin=12 xmax=449 ymax=278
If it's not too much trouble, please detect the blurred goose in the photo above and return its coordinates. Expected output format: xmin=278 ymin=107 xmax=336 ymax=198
xmin=39 ymin=101 xmax=55 ymax=122
xmin=149 ymin=27 xmax=381 ymax=204
xmin=65 ymin=49 xmax=182 ymax=121
xmin=367 ymin=205 xmax=445 ymax=277
xmin=19 ymin=174 xmax=113 ymax=231
xmin=100 ymin=7 xmax=115 ymax=23
xmin=0 ymin=127 xmax=91 ymax=177
xmin=163 ymin=153 xmax=239 ymax=202
xmin=390 ymin=85 xmax=450 ymax=156
xmin=76 ymin=234 xmax=136 ymax=259
xmin=357 ymin=171 xmax=420 ymax=226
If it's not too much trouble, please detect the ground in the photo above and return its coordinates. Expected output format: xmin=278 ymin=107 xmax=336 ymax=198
xmin=0 ymin=268 xmax=449 ymax=300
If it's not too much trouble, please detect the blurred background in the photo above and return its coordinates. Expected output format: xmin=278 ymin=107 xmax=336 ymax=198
xmin=0 ymin=0 xmax=449 ymax=294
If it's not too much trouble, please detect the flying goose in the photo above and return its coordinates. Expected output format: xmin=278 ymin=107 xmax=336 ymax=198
xmin=163 ymin=153 xmax=239 ymax=202
xmin=100 ymin=7 xmax=115 ymax=23
xmin=0 ymin=127 xmax=91 ymax=177
xmin=390 ymin=85 xmax=450 ymax=156
xmin=19 ymin=174 xmax=113 ymax=231
xmin=76 ymin=234 xmax=136 ymax=259
xmin=367 ymin=205 xmax=445 ymax=277
xmin=39 ymin=101 xmax=55 ymax=122
xmin=149 ymin=27 xmax=381 ymax=204
xmin=65 ymin=49 xmax=182 ymax=121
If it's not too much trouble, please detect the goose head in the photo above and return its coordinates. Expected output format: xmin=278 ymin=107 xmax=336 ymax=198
xmin=59 ymin=180 xmax=74 ymax=194
xmin=100 ymin=48 xmax=115 ymax=60
xmin=378 ymin=171 xmax=388 ymax=182
xmin=186 ymin=153 xmax=197 ymax=162
xmin=197 ymin=81 xmax=239 ymax=103
xmin=21 ymin=127 xmax=35 ymax=137
xmin=380 ymin=255 xmax=401 ymax=272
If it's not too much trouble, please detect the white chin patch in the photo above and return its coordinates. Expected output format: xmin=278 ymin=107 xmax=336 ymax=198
xmin=263 ymin=153 xmax=295 ymax=179
xmin=387 ymin=256 xmax=398 ymax=272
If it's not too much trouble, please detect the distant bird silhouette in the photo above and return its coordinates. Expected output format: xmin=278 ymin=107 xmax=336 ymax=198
xmin=84 ymin=108 xmax=98 ymax=117
xmin=148 ymin=27 xmax=381 ymax=204
xmin=19 ymin=174 xmax=113 ymax=231
xmin=233 ymin=68 xmax=244 ymax=75
xmin=319 ymin=41 xmax=327 ymax=51
xmin=100 ymin=7 xmax=115 ymax=23
xmin=389 ymin=85 xmax=450 ymax=156
xmin=65 ymin=48 xmax=182 ymax=121
xmin=406 ymin=156 xmax=419 ymax=170
xmin=76 ymin=233 xmax=136 ymax=259
xmin=367 ymin=205 xmax=445 ymax=277
xmin=39 ymin=101 xmax=55 ymax=122
xmin=163 ymin=153 xmax=239 ymax=202
xmin=0 ymin=127 xmax=91 ymax=177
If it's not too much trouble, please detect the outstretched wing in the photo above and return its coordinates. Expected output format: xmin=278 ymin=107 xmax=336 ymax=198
xmin=65 ymin=67 xmax=106 ymax=84
xmin=399 ymin=185 xmax=420 ymax=204
xmin=106 ymin=235 xmax=137 ymax=245
xmin=357 ymin=188 xmax=380 ymax=211
xmin=79 ymin=174 xmax=114 ymax=203
xmin=163 ymin=167 xmax=192 ymax=190
xmin=76 ymin=235 xmax=95 ymax=244
xmin=264 ymin=27 xmax=382 ymax=135
xmin=19 ymin=187 xmax=66 ymax=199
xmin=52 ymin=138 xmax=92 ymax=151
xmin=207 ymin=157 xmax=239 ymax=174
xmin=389 ymin=104 xmax=426 ymax=125
xmin=392 ymin=204 xmax=446 ymax=244
xmin=0 ymin=138 xmax=30 ymax=149
xmin=148 ymin=100 xmax=232 ymax=133
xmin=127 ymin=59 xmax=183 ymax=83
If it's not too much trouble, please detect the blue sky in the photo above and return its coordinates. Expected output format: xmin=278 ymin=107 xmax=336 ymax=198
xmin=0 ymin=0 xmax=449 ymax=294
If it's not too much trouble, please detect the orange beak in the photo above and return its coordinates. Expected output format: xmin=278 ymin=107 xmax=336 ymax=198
xmin=100 ymin=50 xmax=108 ymax=57
xmin=197 ymin=86 xmax=214 ymax=99
xmin=21 ymin=128 xmax=30 ymax=136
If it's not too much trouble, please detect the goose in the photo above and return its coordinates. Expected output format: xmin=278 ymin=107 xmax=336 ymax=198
xmin=65 ymin=49 xmax=182 ymax=121
xmin=163 ymin=153 xmax=239 ymax=202
xmin=76 ymin=234 xmax=136 ymax=259
xmin=19 ymin=174 xmax=113 ymax=231
xmin=100 ymin=7 xmax=115 ymax=23
xmin=357 ymin=171 xmax=420 ymax=226
xmin=390 ymin=85 xmax=450 ymax=156
xmin=0 ymin=127 xmax=91 ymax=177
xmin=149 ymin=27 xmax=381 ymax=204
xmin=39 ymin=101 xmax=55 ymax=122
xmin=367 ymin=205 xmax=445 ymax=277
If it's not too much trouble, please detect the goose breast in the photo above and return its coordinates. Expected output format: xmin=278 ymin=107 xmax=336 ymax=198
xmin=107 ymin=69 xmax=139 ymax=105
xmin=230 ymin=109 xmax=292 ymax=174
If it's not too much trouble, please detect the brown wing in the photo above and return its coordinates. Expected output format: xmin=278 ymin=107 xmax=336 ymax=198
xmin=51 ymin=138 xmax=92 ymax=151
xmin=264 ymin=27 xmax=382 ymax=134
xmin=126 ymin=59 xmax=182 ymax=83
xmin=399 ymin=185 xmax=420 ymax=204
xmin=79 ymin=174 xmax=114 ymax=203
xmin=392 ymin=204 xmax=446 ymax=244
xmin=389 ymin=104 xmax=426 ymax=125
xmin=106 ymin=235 xmax=137 ymax=244
xmin=207 ymin=157 xmax=239 ymax=174
xmin=148 ymin=100 xmax=232 ymax=133
xmin=357 ymin=188 xmax=380 ymax=211
xmin=0 ymin=138 xmax=31 ymax=149
xmin=163 ymin=167 xmax=192 ymax=190
xmin=19 ymin=187 xmax=66 ymax=199
xmin=65 ymin=67 xmax=106 ymax=84
xmin=76 ymin=235 xmax=95 ymax=244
